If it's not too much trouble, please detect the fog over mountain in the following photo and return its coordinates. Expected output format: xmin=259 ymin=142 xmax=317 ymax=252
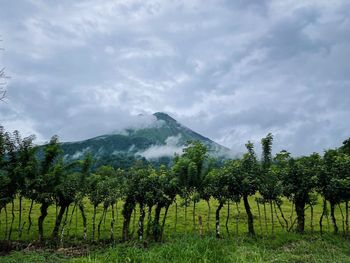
xmin=59 ymin=112 xmax=231 ymax=167
xmin=0 ymin=0 xmax=349 ymax=156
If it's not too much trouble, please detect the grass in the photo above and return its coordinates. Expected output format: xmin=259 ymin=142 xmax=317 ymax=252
xmin=1 ymin=196 xmax=350 ymax=262
xmin=2 ymin=233 xmax=350 ymax=262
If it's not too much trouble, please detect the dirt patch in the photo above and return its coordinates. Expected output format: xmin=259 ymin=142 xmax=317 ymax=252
xmin=0 ymin=240 xmax=27 ymax=255
xmin=0 ymin=240 xmax=90 ymax=258
xmin=56 ymin=245 xmax=90 ymax=257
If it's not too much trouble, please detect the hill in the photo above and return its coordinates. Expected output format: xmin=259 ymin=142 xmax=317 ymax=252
xmin=59 ymin=112 xmax=230 ymax=167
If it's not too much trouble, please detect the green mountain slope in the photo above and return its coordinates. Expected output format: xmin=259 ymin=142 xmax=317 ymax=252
xmin=60 ymin=112 xmax=230 ymax=166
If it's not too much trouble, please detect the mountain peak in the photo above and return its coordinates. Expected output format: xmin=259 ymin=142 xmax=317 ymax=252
xmin=153 ymin=112 xmax=177 ymax=123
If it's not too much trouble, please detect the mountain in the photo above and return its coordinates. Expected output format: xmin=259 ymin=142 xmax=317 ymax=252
xmin=60 ymin=112 xmax=231 ymax=167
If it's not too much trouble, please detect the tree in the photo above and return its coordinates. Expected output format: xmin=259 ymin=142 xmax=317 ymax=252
xmin=319 ymin=150 xmax=350 ymax=234
xmin=13 ymin=132 xmax=37 ymax=238
xmin=0 ymin=130 xmax=19 ymax=239
xmin=152 ymin=165 xmax=178 ymax=241
xmin=31 ymin=135 xmax=62 ymax=242
xmin=240 ymin=141 xmax=260 ymax=236
xmin=51 ymin=162 xmax=81 ymax=241
xmin=282 ymin=154 xmax=319 ymax=233
xmin=0 ymin=127 xmax=13 ymax=238
xmin=224 ymin=142 xmax=259 ymax=236
xmin=172 ymin=141 xmax=208 ymax=232
xmin=76 ymin=154 xmax=93 ymax=240
xmin=340 ymin=138 xmax=350 ymax=155
xmin=87 ymin=166 xmax=114 ymax=241
xmin=259 ymin=134 xmax=284 ymax=235
xmin=207 ymin=166 xmax=233 ymax=238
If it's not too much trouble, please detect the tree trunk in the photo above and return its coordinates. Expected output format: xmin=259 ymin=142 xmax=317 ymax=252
xmin=131 ymin=207 xmax=136 ymax=236
xmin=27 ymin=200 xmax=34 ymax=235
xmin=138 ymin=203 xmax=145 ymax=241
xmin=257 ymin=201 xmax=263 ymax=235
xmin=153 ymin=204 xmax=162 ymax=242
xmin=8 ymin=200 xmax=15 ymax=240
xmin=66 ymin=203 xmax=76 ymax=238
xmin=174 ymin=201 xmax=178 ymax=234
xmin=310 ymin=205 xmax=314 ymax=232
xmin=18 ymin=196 xmax=22 ymax=238
xmin=290 ymin=202 xmax=294 ymax=227
xmin=193 ymin=201 xmax=196 ymax=231
xmin=346 ymin=201 xmax=349 ymax=236
xmin=4 ymin=205 xmax=8 ymax=238
xmin=338 ymin=204 xmax=345 ymax=234
xmin=38 ymin=202 xmax=49 ymax=242
xmin=60 ymin=206 xmax=70 ymax=244
xmin=206 ymin=199 xmax=211 ymax=232
xmin=92 ymin=205 xmax=97 ymax=241
xmin=51 ymin=204 xmax=67 ymax=240
xmin=198 ymin=215 xmax=203 ymax=237
xmin=122 ymin=200 xmax=135 ymax=242
xmin=110 ymin=203 xmax=115 ymax=240
xmin=235 ymin=202 xmax=240 ymax=236
xmin=160 ymin=203 xmax=171 ymax=241
xmin=0 ymin=207 xmax=2 ymax=239
xmin=243 ymin=195 xmax=255 ymax=236
xmin=276 ymin=202 xmax=288 ymax=231
xmin=215 ymin=201 xmax=224 ymax=238
xmin=319 ymin=199 xmax=327 ymax=235
xmin=330 ymin=202 xmax=338 ymax=234
xmin=263 ymin=202 xmax=268 ymax=236
xmin=184 ymin=205 xmax=187 ymax=233
xmin=52 ymin=204 xmax=68 ymax=240
xmin=146 ymin=205 xmax=152 ymax=237
xmin=225 ymin=201 xmax=230 ymax=236
xmin=98 ymin=206 xmax=107 ymax=240
xmin=103 ymin=205 xmax=108 ymax=234
xmin=270 ymin=201 xmax=274 ymax=236
xmin=273 ymin=202 xmax=284 ymax=230
xmin=78 ymin=203 xmax=87 ymax=240
xmin=295 ymin=200 xmax=305 ymax=233
xmin=115 ymin=201 xmax=119 ymax=231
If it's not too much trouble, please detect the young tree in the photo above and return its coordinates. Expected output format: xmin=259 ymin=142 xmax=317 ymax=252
xmin=173 ymin=141 xmax=208 ymax=232
xmin=272 ymin=150 xmax=292 ymax=231
xmin=87 ymin=167 xmax=112 ymax=241
xmin=51 ymin=163 xmax=81 ymax=241
xmin=319 ymin=150 xmax=350 ymax=234
xmin=14 ymin=133 xmax=37 ymax=238
xmin=152 ymin=165 xmax=178 ymax=241
xmin=282 ymin=154 xmax=319 ymax=233
xmin=206 ymin=168 xmax=227 ymax=238
xmin=259 ymin=133 xmax=276 ymax=234
xmin=76 ymin=154 xmax=93 ymax=240
xmin=240 ymin=142 xmax=260 ymax=236
xmin=31 ymin=135 xmax=62 ymax=242
xmin=0 ymin=127 xmax=13 ymax=238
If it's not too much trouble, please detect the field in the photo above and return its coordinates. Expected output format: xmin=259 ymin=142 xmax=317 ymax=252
xmin=1 ymin=196 xmax=350 ymax=262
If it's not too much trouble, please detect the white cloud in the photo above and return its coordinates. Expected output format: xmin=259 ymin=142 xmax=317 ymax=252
xmin=137 ymin=134 xmax=184 ymax=159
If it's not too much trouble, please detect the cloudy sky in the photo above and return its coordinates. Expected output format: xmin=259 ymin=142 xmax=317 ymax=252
xmin=0 ymin=0 xmax=349 ymax=156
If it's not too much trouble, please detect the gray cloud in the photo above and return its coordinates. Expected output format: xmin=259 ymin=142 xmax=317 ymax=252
xmin=0 ymin=0 xmax=349 ymax=155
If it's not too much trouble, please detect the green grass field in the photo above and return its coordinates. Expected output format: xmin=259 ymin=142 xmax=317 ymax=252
xmin=1 ymin=196 xmax=350 ymax=262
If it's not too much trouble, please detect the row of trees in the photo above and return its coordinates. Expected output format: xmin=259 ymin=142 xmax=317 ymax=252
xmin=0 ymin=126 xmax=350 ymax=244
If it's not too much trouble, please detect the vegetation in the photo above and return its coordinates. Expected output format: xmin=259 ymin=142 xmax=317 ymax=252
xmin=0 ymin=125 xmax=350 ymax=261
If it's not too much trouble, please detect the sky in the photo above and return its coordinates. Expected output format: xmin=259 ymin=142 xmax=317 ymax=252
xmin=0 ymin=0 xmax=349 ymax=156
